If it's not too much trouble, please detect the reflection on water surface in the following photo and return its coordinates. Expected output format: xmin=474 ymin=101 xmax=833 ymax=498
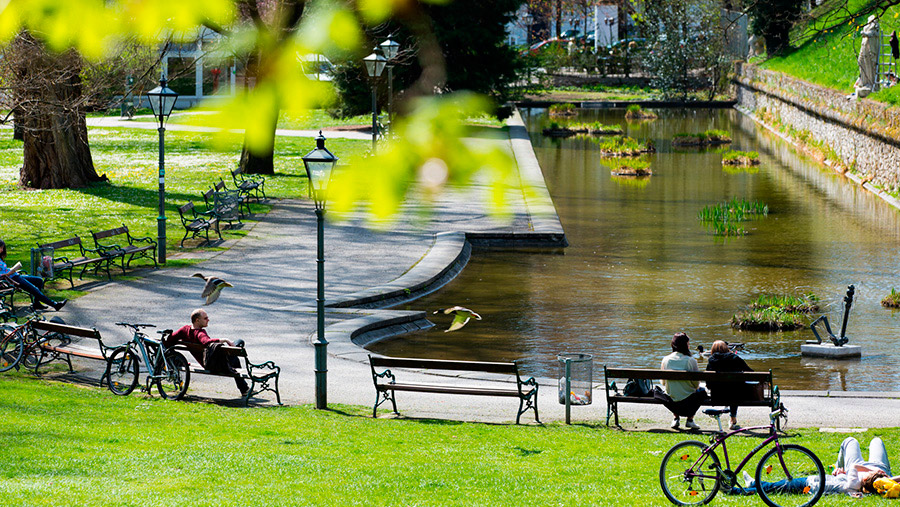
xmin=369 ymin=108 xmax=900 ymax=391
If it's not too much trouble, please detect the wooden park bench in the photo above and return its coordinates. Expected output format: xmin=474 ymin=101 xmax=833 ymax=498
xmin=30 ymin=320 xmax=116 ymax=385
xmin=36 ymin=236 xmax=111 ymax=287
xmin=0 ymin=276 xmax=18 ymax=321
xmin=368 ymin=355 xmax=540 ymax=424
xmin=172 ymin=343 xmax=281 ymax=406
xmin=603 ymin=367 xmax=780 ymax=428
xmin=215 ymin=178 xmax=251 ymax=217
xmin=202 ymin=188 xmax=241 ymax=229
xmin=177 ymin=201 xmax=220 ymax=246
xmin=231 ymin=166 xmax=266 ymax=202
xmin=91 ymin=225 xmax=158 ymax=275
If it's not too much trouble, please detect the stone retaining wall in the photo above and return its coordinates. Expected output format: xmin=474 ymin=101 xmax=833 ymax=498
xmin=733 ymin=62 xmax=900 ymax=196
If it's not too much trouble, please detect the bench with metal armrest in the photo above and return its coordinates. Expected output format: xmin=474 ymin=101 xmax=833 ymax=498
xmin=172 ymin=342 xmax=281 ymax=406
xmin=368 ymin=355 xmax=540 ymax=424
xmin=91 ymin=225 xmax=158 ymax=274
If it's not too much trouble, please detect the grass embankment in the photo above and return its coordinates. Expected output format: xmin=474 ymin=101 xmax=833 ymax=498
xmin=0 ymin=375 xmax=894 ymax=506
xmin=761 ymin=0 xmax=900 ymax=105
xmin=0 ymin=125 xmax=368 ymax=300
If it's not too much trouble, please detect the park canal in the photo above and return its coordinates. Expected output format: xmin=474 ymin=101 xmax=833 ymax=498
xmin=369 ymin=108 xmax=900 ymax=391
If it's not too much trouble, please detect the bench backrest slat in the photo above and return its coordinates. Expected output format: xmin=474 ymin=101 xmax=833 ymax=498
xmin=31 ymin=321 xmax=102 ymax=339
xmin=40 ymin=237 xmax=82 ymax=250
xmin=179 ymin=202 xmax=196 ymax=214
xmin=93 ymin=226 xmax=128 ymax=240
xmin=606 ymin=367 xmax=771 ymax=383
xmin=370 ymin=356 xmax=518 ymax=374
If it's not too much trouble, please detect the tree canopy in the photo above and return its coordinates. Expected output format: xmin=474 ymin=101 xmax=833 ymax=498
xmin=0 ymin=0 xmax=518 ymax=217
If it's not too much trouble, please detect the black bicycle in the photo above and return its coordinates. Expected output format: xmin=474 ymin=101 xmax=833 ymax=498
xmin=106 ymin=322 xmax=190 ymax=400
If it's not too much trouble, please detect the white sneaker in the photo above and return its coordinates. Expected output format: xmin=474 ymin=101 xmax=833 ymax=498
xmin=685 ymin=420 xmax=700 ymax=430
xmin=742 ymin=471 xmax=754 ymax=488
xmin=671 ymin=418 xmax=680 ymax=429
xmin=730 ymin=423 xmax=742 ymax=431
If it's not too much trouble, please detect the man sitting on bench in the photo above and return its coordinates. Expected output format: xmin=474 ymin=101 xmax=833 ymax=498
xmin=166 ymin=308 xmax=248 ymax=397
xmin=0 ymin=239 xmax=67 ymax=311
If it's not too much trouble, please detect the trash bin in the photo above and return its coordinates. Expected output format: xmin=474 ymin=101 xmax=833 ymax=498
xmin=558 ymin=353 xmax=592 ymax=406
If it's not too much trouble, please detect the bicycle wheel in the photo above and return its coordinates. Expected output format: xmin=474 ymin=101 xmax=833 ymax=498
xmin=107 ymin=347 xmax=139 ymax=396
xmin=660 ymin=440 xmax=722 ymax=506
xmin=755 ymin=444 xmax=825 ymax=507
xmin=156 ymin=350 xmax=190 ymax=400
xmin=0 ymin=327 xmax=24 ymax=372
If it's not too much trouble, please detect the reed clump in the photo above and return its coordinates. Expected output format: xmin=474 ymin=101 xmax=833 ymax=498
xmin=549 ymin=103 xmax=577 ymax=117
xmin=672 ymin=130 xmax=732 ymax=147
xmin=594 ymin=135 xmax=655 ymax=156
xmin=607 ymin=157 xmax=652 ymax=176
xmin=722 ymin=149 xmax=761 ymax=166
xmin=624 ymin=104 xmax=657 ymax=120
xmin=882 ymin=288 xmax=900 ymax=308
xmin=697 ymin=197 xmax=768 ymax=236
xmin=732 ymin=292 xmax=819 ymax=331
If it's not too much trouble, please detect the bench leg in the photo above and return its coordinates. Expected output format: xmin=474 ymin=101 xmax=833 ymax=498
xmin=517 ymin=391 xmax=541 ymax=424
xmin=373 ymin=389 xmax=397 ymax=417
xmin=606 ymin=401 xmax=620 ymax=427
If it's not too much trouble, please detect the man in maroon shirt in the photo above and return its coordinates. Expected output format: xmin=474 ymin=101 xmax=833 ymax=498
xmin=168 ymin=308 xmax=249 ymax=396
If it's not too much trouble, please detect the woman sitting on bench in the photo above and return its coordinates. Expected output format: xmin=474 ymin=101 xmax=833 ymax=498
xmin=705 ymin=340 xmax=753 ymax=431
xmin=0 ymin=239 xmax=66 ymax=311
xmin=661 ymin=332 xmax=707 ymax=430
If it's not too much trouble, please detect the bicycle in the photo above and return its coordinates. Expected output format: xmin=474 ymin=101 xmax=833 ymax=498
xmin=105 ymin=323 xmax=190 ymax=400
xmin=659 ymin=405 xmax=825 ymax=507
xmin=0 ymin=312 xmax=67 ymax=372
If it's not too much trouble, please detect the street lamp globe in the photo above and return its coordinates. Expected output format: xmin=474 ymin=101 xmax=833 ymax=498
xmin=147 ymin=78 xmax=179 ymax=127
xmin=301 ymin=131 xmax=338 ymax=209
xmin=364 ymin=51 xmax=387 ymax=78
xmin=379 ymin=37 xmax=400 ymax=61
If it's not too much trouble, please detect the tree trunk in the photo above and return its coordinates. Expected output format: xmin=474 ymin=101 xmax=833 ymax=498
xmin=237 ymin=48 xmax=276 ymax=176
xmin=12 ymin=36 xmax=102 ymax=189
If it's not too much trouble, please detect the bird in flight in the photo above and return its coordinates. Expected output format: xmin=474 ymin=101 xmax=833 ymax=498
xmin=192 ymin=273 xmax=233 ymax=305
xmin=433 ymin=306 xmax=482 ymax=333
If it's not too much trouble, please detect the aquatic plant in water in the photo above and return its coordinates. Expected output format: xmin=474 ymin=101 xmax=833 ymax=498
xmin=624 ymin=104 xmax=658 ymax=120
xmin=698 ymin=197 xmax=768 ymax=236
xmin=549 ymin=103 xmax=576 ymax=116
xmin=607 ymin=156 xmax=652 ymax=176
xmin=568 ymin=121 xmax=623 ymax=135
xmin=722 ymin=149 xmax=760 ymax=166
xmin=672 ymin=130 xmax=732 ymax=146
xmin=593 ymin=135 xmax=654 ymax=156
xmin=882 ymin=288 xmax=900 ymax=308
xmin=732 ymin=292 xmax=820 ymax=331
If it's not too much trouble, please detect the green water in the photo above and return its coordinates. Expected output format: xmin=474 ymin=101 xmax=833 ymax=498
xmin=370 ymin=108 xmax=900 ymax=391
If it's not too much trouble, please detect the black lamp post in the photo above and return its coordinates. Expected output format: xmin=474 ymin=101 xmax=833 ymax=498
xmin=146 ymin=77 xmax=179 ymax=264
xmin=379 ymin=37 xmax=400 ymax=125
xmin=363 ymin=49 xmax=386 ymax=152
xmin=302 ymin=131 xmax=338 ymax=410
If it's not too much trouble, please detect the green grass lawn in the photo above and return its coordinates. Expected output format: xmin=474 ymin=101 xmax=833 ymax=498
xmin=761 ymin=0 xmax=900 ymax=105
xmin=0 ymin=126 xmax=369 ymax=297
xmin=0 ymin=375 xmax=895 ymax=506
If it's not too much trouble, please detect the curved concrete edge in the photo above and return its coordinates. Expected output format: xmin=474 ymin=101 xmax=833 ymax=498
xmin=326 ymin=231 xmax=471 ymax=309
xmin=325 ymin=309 xmax=432 ymax=360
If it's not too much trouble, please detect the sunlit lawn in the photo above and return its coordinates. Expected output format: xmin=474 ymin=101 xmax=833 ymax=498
xmin=0 ymin=125 xmax=369 ymax=296
xmin=1 ymin=375 xmax=894 ymax=506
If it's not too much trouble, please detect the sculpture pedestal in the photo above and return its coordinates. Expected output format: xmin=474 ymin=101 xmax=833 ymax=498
xmin=800 ymin=343 xmax=862 ymax=359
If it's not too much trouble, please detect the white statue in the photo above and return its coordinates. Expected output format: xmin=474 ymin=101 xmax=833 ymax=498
xmin=855 ymin=15 xmax=881 ymax=98
xmin=747 ymin=34 xmax=765 ymax=59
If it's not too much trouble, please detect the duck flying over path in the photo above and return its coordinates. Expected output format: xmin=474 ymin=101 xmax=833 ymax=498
xmin=433 ymin=306 xmax=482 ymax=333
xmin=192 ymin=273 xmax=233 ymax=305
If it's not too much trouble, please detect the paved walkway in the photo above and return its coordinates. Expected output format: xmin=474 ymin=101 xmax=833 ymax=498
xmin=51 ymin=110 xmax=900 ymax=431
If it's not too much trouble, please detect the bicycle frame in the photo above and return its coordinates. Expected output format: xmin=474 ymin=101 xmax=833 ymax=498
xmin=125 ymin=330 xmax=174 ymax=386
xmin=702 ymin=424 xmax=782 ymax=480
